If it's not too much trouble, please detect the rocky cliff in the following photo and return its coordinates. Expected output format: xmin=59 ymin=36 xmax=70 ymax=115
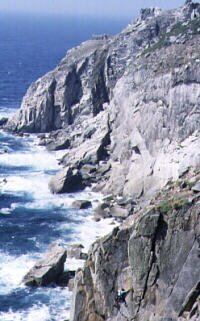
xmin=4 ymin=1 xmax=200 ymax=320
xmin=5 ymin=1 xmax=200 ymax=203
xmin=70 ymin=170 xmax=200 ymax=321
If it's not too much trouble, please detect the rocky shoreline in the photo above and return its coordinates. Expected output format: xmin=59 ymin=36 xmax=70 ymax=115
xmin=1 ymin=1 xmax=200 ymax=320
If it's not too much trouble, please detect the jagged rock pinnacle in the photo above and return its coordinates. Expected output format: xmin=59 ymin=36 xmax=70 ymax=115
xmin=185 ymin=0 xmax=192 ymax=4
xmin=140 ymin=7 xmax=162 ymax=20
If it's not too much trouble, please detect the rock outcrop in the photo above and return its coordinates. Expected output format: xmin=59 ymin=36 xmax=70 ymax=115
xmin=70 ymin=171 xmax=200 ymax=321
xmin=49 ymin=167 xmax=84 ymax=194
xmin=0 ymin=117 xmax=8 ymax=126
xmin=5 ymin=1 xmax=200 ymax=204
xmin=4 ymin=1 xmax=200 ymax=320
xmin=67 ymin=244 xmax=87 ymax=260
xmin=22 ymin=242 xmax=67 ymax=286
xmin=71 ymin=200 xmax=92 ymax=209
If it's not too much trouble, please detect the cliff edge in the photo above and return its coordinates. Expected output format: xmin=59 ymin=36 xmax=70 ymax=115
xmin=5 ymin=1 xmax=200 ymax=203
xmin=3 ymin=1 xmax=200 ymax=320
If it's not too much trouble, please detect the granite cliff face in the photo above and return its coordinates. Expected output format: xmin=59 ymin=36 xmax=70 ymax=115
xmin=4 ymin=3 xmax=200 ymax=320
xmin=5 ymin=1 xmax=200 ymax=203
xmin=70 ymin=171 xmax=200 ymax=321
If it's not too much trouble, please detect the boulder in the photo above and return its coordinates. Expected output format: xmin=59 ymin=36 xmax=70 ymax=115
xmin=22 ymin=242 xmax=67 ymax=286
xmin=67 ymin=244 xmax=84 ymax=259
xmin=49 ymin=167 xmax=84 ymax=194
xmin=71 ymin=200 xmax=92 ymax=210
xmin=0 ymin=117 xmax=8 ymax=126
xmin=93 ymin=202 xmax=132 ymax=220
xmin=37 ymin=133 xmax=46 ymax=139
xmin=45 ymin=138 xmax=70 ymax=151
xmin=192 ymin=181 xmax=200 ymax=193
xmin=93 ymin=202 xmax=111 ymax=220
xmin=109 ymin=204 xmax=130 ymax=219
xmin=97 ymin=162 xmax=111 ymax=176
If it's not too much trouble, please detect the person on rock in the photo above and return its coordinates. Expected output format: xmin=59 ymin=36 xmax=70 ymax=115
xmin=114 ymin=288 xmax=128 ymax=309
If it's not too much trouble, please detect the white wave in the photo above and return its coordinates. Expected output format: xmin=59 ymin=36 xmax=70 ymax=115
xmin=0 ymin=148 xmax=60 ymax=172
xmin=0 ymin=203 xmax=19 ymax=216
xmin=0 ymin=305 xmax=51 ymax=321
xmin=61 ymin=207 xmax=119 ymax=252
xmin=0 ymin=286 xmax=71 ymax=321
xmin=1 ymin=171 xmax=103 ymax=213
xmin=75 ymin=216 xmax=119 ymax=252
xmin=0 ymin=130 xmax=103 ymax=212
xmin=0 ymin=252 xmax=37 ymax=295
xmin=0 ymin=129 xmax=119 ymax=321
xmin=0 ymin=208 xmax=12 ymax=215
xmin=0 ymin=107 xmax=15 ymax=119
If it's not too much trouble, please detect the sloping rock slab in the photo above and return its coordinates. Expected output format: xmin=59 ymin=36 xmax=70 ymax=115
xmin=45 ymin=138 xmax=70 ymax=151
xmin=22 ymin=242 xmax=67 ymax=286
xmin=49 ymin=167 xmax=84 ymax=194
xmin=192 ymin=181 xmax=200 ymax=193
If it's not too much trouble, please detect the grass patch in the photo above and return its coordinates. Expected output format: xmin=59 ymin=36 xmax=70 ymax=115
xmin=157 ymin=201 xmax=173 ymax=214
xmin=143 ymin=18 xmax=200 ymax=54
xmin=157 ymin=196 xmax=190 ymax=214
xmin=171 ymin=196 xmax=190 ymax=210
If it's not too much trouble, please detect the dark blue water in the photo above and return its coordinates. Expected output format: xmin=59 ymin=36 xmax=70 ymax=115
xmin=0 ymin=13 xmax=129 ymax=110
xmin=0 ymin=13 xmax=124 ymax=320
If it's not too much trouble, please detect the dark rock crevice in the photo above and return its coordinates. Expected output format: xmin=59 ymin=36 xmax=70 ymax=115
xmin=140 ymin=214 xmax=167 ymax=302
xmin=71 ymin=183 xmax=200 ymax=321
xmin=179 ymin=281 xmax=200 ymax=316
xmin=46 ymin=78 xmax=57 ymax=132
xmin=91 ymin=67 xmax=110 ymax=116
xmin=61 ymin=66 xmax=84 ymax=126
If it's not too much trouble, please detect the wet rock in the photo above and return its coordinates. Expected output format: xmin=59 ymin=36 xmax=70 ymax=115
xmin=49 ymin=167 xmax=84 ymax=194
xmin=71 ymin=200 xmax=92 ymax=210
xmin=22 ymin=242 xmax=67 ymax=286
xmin=93 ymin=202 xmax=111 ymax=220
xmin=37 ymin=133 xmax=46 ymax=139
xmin=0 ymin=117 xmax=8 ymax=126
xmin=0 ymin=149 xmax=8 ymax=154
xmin=80 ymin=253 xmax=88 ymax=260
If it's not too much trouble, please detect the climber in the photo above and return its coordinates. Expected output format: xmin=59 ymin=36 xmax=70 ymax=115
xmin=114 ymin=288 xmax=128 ymax=308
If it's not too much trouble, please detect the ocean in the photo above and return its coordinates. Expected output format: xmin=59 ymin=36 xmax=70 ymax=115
xmin=0 ymin=13 xmax=128 ymax=321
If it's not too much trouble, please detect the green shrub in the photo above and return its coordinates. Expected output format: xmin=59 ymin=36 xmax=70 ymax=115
xmin=157 ymin=201 xmax=172 ymax=214
xmin=171 ymin=197 xmax=190 ymax=210
xmin=157 ymin=196 xmax=190 ymax=214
